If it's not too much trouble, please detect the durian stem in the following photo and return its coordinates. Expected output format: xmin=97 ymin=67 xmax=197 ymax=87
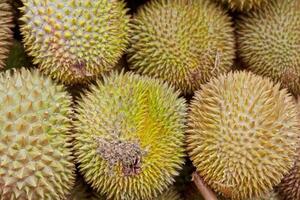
xmin=192 ymin=172 xmax=218 ymax=200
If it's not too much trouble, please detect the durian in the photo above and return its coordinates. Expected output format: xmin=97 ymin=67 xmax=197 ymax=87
xmin=0 ymin=0 xmax=13 ymax=69
xmin=0 ymin=68 xmax=75 ymax=199
xmin=67 ymin=175 xmax=104 ymax=200
xmin=186 ymin=71 xmax=299 ymax=200
xmin=276 ymin=98 xmax=300 ymax=200
xmin=20 ymin=0 xmax=130 ymax=85
xmin=215 ymin=0 xmax=269 ymax=11
xmin=127 ymin=0 xmax=235 ymax=94
xmin=237 ymin=0 xmax=300 ymax=94
xmin=74 ymin=72 xmax=186 ymax=200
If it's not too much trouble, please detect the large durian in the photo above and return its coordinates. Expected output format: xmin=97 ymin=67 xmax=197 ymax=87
xmin=186 ymin=71 xmax=299 ymax=200
xmin=0 ymin=0 xmax=13 ymax=69
xmin=0 ymin=68 xmax=75 ymax=199
xmin=215 ymin=0 xmax=270 ymax=11
xmin=20 ymin=0 xmax=130 ymax=85
xmin=237 ymin=0 xmax=300 ymax=94
xmin=74 ymin=72 xmax=186 ymax=200
xmin=276 ymin=97 xmax=300 ymax=200
xmin=127 ymin=0 xmax=235 ymax=94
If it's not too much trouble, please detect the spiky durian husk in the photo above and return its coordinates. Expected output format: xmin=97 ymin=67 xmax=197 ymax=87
xmin=276 ymin=98 xmax=300 ymax=200
xmin=127 ymin=0 xmax=235 ymax=94
xmin=237 ymin=0 xmax=300 ymax=95
xmin=0 ymin=0 xmax=13 ymax=69
xmin=67 ymin=176 xmax=104 ymax=200
xmin=0 ymin=68 xmax=75 ymax=199
xmin=156 ymin=188 xmax=182 ymax=200
xmin=20 ymin=0 xmax=130 ymax=85
xmin=74 ymin=72 xmax=187 ymax=200
xmin=186 ymin=71 xmax=299 ymax=200
xmin=215 ymin=0 xmax=269 ymax=11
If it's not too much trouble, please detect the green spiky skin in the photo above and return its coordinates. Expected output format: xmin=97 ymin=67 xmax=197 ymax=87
xmin=74 ymin=72 xmax=187 ymax=200
xmin=5 ymin=40 xmax=32 ymax=70
xmin=156 ymin=188 xmax=182 ymax=200
xmin=0 ymin=68 xmax=75 ymax=199
xmin=237 ymin=0 xmax=300 ymax=95
xmin=67 ymin=176 xmax=104 ymax=200
xmin=0 ymin=0 xmax=13 ymax=69
xmin=276 ymin=98 xmax=300 ymax=200
xmin=186 ymin=71 xmax=299 ymax=200
xmin=127 ymin=0 xmax=235 ymax=94
xmin=215 ymin=0 xmax=270 ymax=11
xmin=20 ymin=0 xmax=130 ymax=85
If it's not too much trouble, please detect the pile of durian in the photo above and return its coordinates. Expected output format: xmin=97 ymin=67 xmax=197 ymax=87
xmin=0 ymin=0 xmax=299 ymax=199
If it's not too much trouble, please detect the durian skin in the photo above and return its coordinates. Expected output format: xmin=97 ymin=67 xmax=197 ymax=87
xmin=127 ymin=0 xmax=235 ymax=94
xmin=215 ymin=0 xmax=269 ymax=11
xmin=237 ymin=0 xmax=300 ymax=94
xmin=186 ymin=71 xmax=299 ymax=200
xmin=20 ymin=0 xmax=130 ymax=85
xmin=0 ymin=0 xmax=13 ymax=69
xmin=0 ymin=68 xmax=75 ymax=199
xmin=74 ymin=72 xmax=187 ymax=200
xmin=276 ymin=98 xmax=300 ymax=200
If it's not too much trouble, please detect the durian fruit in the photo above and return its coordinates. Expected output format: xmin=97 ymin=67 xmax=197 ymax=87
xmin=20 ymin=0 xmax=130 ymax=85
xmin=186 ymin=71 xmax=299 ymax=200
xmin=237 ymin=0 xmax=300 ymax=95
xmin=74 ymin=72 xmax=187 ymax=200
xmin=67 ymin=175 xmax=104 ymax=200
xmin=0 ymin=68 xmax=75 ymax=199
xmin=0 ymin=0 xmax=14 ymax=69
xmin=127 ymin=0 xmax=235 ymax=94
xmin=276 ymin=98 xmax=300 ymax=200
xmin=215 ymin=0 xmax=269 ymax=11
xmin=156 ymin=188 xmax=182 ymax=200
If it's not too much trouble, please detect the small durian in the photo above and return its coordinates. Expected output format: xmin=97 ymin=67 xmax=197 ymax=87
xmin=156 ymin=188 xmax=182 ymax=200
xmin=20 ymin=0 xmax=130 ymax=85
xmin=186 ymin=71 xmax=299 ymax=200
xmin=0 ymin=0 xmax=14 ymax=69
xmin=74 ymin=72 xmax=186 ymax=200
xmin=127 ymin=0 xmax=235 ymax=94
xmin=67 ymin=175 xmax=104 ymax=200
xmin=237 ymin=0 xmax=300 ymax=94
xmin=215 ymin=0 xmax=270 ymax=11
xmin=276 ymin=98 xmax=300 ymax=200
xmin=0 ymin=68 xmax=75 ymax=199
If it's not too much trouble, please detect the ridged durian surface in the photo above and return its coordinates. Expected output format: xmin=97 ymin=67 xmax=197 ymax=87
xmin=20 ymin=0 xmax=130 ymax=85
xmin=74 ymin=72 xmax=187 ymax=200
xmin=237 ymin=0 xmax=300 ymax=94
xmin=0 ymin=0 xmax=13 ymax=69
xmin=127 ymin=0 xmax=235 ymax=94
xmin=276 ymin=98 xmax=300 ymax=200
xmin=0 ymin=68 xmax=75 ymax=199
xmin=215 ymin=0 xmax=269 ymax=11
xmin=187 ymin=71 xmax=299 ymax=200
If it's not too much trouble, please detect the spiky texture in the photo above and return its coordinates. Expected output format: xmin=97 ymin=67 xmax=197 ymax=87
xmin=74 ymin=72 xmax=186 ymax=200
xmin=215 ymin=0 xmax=269 ymax=11
xmin=0 ymin=0 xmax=13 ymax=69
xmin=156 ymin=188 xmax=182 ymax=200
xmin=276 ymin=98 xmax=300 ymax=200
xmin=186 ymin=71 xmax=299 ymax=200
xmin=67 ymin=176 xmax=104 ymax=200
xmin=127 ymin=0 xmax=235 ymax=94
xmin=237 ymin=0 xmax=300 ymax=95
xmin=0 ymin=68 xmax=75 ymax=199
xmin=20 ymin=0 xmax=130 ymax=85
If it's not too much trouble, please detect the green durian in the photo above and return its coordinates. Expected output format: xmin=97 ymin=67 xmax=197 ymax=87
xmin=127 ymin=0 xmax=235 ymax=94
xmin=20 ymin=0 xmax=130 ymax=85
xmin=74 ymin=72 xmax=187 ymax=200
xmin=237 ymin=0 xmax=300 ymax=94
xmin=0 ymin=68 xmax=75 ymax=199
xmin=186 ymin=71 xmax=299 ymax=200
